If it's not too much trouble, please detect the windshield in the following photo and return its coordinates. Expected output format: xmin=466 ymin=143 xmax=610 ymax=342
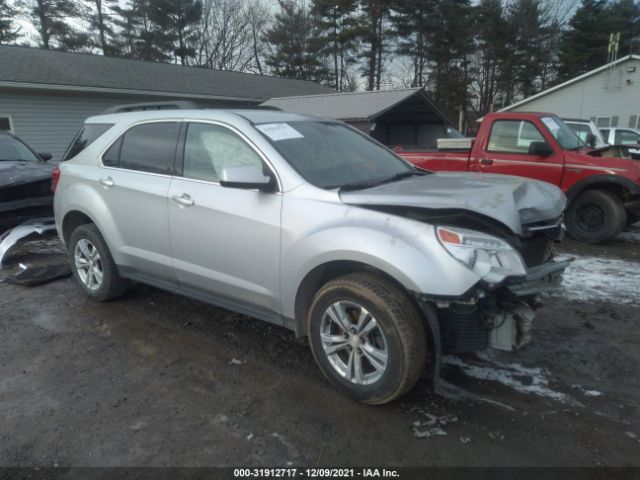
xmin=255 ymin=121 xmax=415 ymax=189
xmin=541 ymin=116 xmax=584 ymax=150
xmin=0 ymin=135 xmax=40 ymax=162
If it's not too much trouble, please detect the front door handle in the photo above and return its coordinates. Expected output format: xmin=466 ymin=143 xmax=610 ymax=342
xmin=98 ymin=176 xmax=115 ymax=187
xmin=172 ymin=193 xmax=195 ymax=207
xmin=480 ymin=158 xmax=494 ymax=166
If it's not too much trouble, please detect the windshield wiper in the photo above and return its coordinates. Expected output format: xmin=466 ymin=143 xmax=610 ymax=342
xmin=338 ymin=170 xmax=425 ymax=191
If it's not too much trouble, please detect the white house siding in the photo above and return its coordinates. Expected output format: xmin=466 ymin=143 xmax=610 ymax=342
xmin=508 ymin=58 xmax=640 ymax=129
xmin=0 ymin=89 xmax=242 ymax=161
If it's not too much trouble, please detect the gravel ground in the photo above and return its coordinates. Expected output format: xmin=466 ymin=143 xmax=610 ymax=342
xmin=0 ymin=229 xmax=639 ymax=467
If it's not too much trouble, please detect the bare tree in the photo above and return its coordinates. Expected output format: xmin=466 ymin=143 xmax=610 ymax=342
xmin=192 ymin=0 xmax=268 ymax=72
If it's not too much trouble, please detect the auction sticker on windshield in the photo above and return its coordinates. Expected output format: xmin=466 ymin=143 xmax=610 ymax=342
xmin=256 ymin=123 xmax=304 ymax=141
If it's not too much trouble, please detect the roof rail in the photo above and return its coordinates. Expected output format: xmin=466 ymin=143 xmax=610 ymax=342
xmin=103 ymin=101 xmax=203 ymax=113
xmin=102 ymin=101 xmax=282 ymax=114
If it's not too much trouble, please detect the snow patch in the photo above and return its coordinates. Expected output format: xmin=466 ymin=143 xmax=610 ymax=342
xmin=583 ymin=390 xmax=602 ymax=397
xmin=553 ymin=255 xmax=639 ymax=305
xmin=618 ymin=224 xmax=640 ymax=242
xmin=444 ymin=355 xmax=577 ymax=404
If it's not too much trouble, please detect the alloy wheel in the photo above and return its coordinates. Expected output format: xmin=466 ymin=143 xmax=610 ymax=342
xmin=320 ymin=300 xmax=389 ymax=385
xmin=74 ymin=239 xmax=103 ymax=290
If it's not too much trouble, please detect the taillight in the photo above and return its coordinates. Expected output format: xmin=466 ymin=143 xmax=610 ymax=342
xmin=51 ymin=166 xmax=61 ymax=193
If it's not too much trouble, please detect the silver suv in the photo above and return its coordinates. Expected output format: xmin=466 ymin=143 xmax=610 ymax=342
xmin=54 ymin=108 xmax=568 ymax=404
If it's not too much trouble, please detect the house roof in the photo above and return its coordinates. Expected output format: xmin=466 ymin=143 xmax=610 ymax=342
xmin=0 ymin=45 xmax=332 ymax=102
xmin=500 ymin=54 xmax=640 ymax=112
xmin=262 ymin=87 xmax=452 ymax=123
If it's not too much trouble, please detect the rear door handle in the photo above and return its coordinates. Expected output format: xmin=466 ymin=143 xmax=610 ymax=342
xmin=172 ymin=193 xmax=194 ymax=207
xmin=480 ymin=158 xmax=494 ymax=166
xmin=98 ymin=176 xmax=114 ymax=187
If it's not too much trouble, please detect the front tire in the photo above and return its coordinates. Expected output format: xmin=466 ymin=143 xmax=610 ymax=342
xmin=307 ymin=273 xmax=427 ymax=405
xmin=69 ymin=224 xmax=128 ymax=301
xmin=565 ymin=190 xmax=626 ymax=243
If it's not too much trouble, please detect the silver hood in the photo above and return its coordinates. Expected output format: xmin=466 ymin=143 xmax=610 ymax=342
xmin=339 ymin=172 xmax=566 ymax=235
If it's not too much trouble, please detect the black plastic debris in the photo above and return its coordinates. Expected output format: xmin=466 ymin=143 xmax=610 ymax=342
xmin=0 ymin=217 xmax=71 ymax=286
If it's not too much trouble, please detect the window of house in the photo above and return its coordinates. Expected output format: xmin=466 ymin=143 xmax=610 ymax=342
xmin=596 ymin=116 xmax=618 ymax=128
xmin=487 ymin=120 xmax=544 ymax=154
xmin=629 ymin=115 xmax=640 ymax=129
xmin=614 ymin=129 xmax=640 ymax=145
xmin=107 ymin=122 xmax=179 ymax=174
xmin=0 ymin=114 xmax=14 ymax=133
xmin=182 ymin=123 xmax=264 ymax=182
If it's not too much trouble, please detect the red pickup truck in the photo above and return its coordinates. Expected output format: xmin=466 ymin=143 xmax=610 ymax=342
xmin=396 ymin=112 xmax=640 ymax=242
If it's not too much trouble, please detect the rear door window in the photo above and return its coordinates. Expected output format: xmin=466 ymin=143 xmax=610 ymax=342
xmin=105 ymin=122 xmax=179 ymax=174
xmin=62 ymin=124 xmax=113 ymax=161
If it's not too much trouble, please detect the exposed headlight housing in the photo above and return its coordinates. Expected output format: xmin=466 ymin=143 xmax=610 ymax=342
xmin=436 ymin=226 xmax=527 ymax=284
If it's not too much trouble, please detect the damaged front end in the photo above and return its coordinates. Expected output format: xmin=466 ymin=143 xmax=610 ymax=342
xmin=416 ymin=217 xmax=567 ymax=355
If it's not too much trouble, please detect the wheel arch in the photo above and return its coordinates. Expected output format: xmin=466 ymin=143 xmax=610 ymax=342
xmin=61 ymin=210 xmax=97 ymax=248
xmin=293 ymin=260 xmax=427 ymax=339
xmin=566 ymin=175 xmax=640 ymax=204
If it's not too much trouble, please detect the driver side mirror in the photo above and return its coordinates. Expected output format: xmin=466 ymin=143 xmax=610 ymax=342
xmin=528 ymin=141 xmax=553 ymax=157
xmin=39 ymin=152 xmax=52 ymax=161
xmin=586 ymin=133 xmax=597 ymax=148
xmin=219 ymin=165 xmax=275 ymax=192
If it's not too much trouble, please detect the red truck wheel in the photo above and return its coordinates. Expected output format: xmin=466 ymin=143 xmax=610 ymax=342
xmin=565 ymin=190 xmax=627 ymax=243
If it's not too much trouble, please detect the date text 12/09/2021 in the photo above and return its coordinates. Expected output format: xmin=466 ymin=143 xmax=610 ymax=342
xmin=233 ymin=468 xmax=399 ymax=478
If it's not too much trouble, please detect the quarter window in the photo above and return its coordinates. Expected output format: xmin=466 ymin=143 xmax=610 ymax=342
xmin=183 ymin=123 xmax=263 ymax=182
xmin=62 ymin=123 xmax=113 ymax=161
xmin=106 ymin=122 xmax=179 ymax=174
xmin=487 ymin=120 xmax=545 ymax=154
xmin=103 ymin=137 xmax=122 ymax=167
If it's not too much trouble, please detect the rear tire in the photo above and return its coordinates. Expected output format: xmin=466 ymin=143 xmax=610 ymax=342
xmin=565 ymin=189 xmax=626 ymax=243
xmin=307 ymin=273 xmax=427 ymax=405
xmin=69 ymin=224 xmax=128 ymax=301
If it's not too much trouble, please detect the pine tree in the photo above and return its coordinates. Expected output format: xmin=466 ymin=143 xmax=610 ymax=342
xmin=264 ymin=0 xmax=329 ymax=83
xmin=390 ymin=0 xmax=433 ymax=88
xmin=28 ymin=0 xmax=88 ymax=50
xmin=118 ymin=0 xmax=174 ymax=62
xmin=85 ymin=0 xmax=121 ymax=55
xmin=603 ymin=0 xmax=640 ymax=57
xmin=0 ymin=0 xmax=21 ymax=44
xmin=507 ymin=0 xmax=547 ymax=98
xmin=469 ymin=0 xmax=510 ymax=114
xmin=357 ymin=0 xmax=394 ymax=90
xmin=557 ymin=0 xmax=609 ymax=80
xmin=110 ymin=3 xmax=140 ymax=58
xmin=311 ymin=0 xmax=359 ymax=91
xmin=147 ymin=0 xmax=203 ymax=64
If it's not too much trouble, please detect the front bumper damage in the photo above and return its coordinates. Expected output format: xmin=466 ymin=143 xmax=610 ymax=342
xmin=413 ymin=259 xmax=568 ymax=388
xmin=416 ymin=259 xmax=568 ymax=352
